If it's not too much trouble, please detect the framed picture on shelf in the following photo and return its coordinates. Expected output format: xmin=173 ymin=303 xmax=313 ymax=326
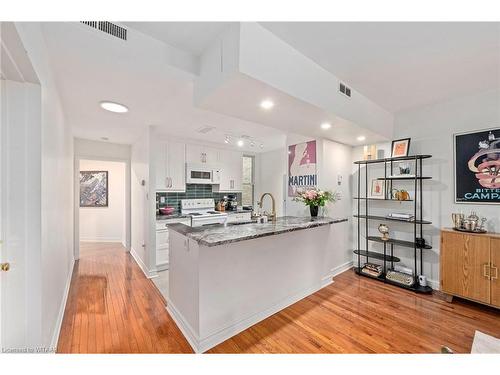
xmin=391 ymin=138 xmax=411 ymax=157
xmin=370 ymin=179 xmax=385 ymax=199
xmin=454 ymin=127 xmax=500 ymax=204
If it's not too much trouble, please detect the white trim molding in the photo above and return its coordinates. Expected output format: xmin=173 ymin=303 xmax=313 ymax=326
xmin=50 ymin=258 xmax=75 ymax=351
xmin=130 ymin=247 xmax=157 ymax=279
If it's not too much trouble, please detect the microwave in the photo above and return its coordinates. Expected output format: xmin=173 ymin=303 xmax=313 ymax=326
xmin=186 ymin=164 xmax=221 ymax=184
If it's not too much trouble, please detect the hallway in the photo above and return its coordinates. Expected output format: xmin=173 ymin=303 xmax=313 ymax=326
xmin=57 ymin=243 xmax=192 ymax=353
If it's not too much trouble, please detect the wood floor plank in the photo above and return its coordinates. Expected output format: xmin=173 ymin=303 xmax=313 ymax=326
xmin=57 ymin=242 xmax=499 ymax=354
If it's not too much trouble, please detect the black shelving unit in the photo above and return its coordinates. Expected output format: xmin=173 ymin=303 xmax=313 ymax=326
xmin=353 ymin=154 xmax=433 ymax=293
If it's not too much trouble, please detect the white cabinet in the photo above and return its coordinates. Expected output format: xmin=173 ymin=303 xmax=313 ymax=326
xmin=216 ymin=150 xmax=243 ymax=192
xmin=186 ymin=144 xmax=219 ymax=165
xmin=156 ymin=217 xmax=191 ymax=271
xmin=155 ymin=141 xmax=186 ymax=192
xmin=226 ymin=212 xmax=252 ymax=224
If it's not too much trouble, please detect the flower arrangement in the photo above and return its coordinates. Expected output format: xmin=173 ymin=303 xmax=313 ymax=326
xmin=293 ymin=188 xmax=338 ymax=217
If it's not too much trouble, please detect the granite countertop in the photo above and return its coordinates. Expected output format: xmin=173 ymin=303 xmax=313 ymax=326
xmin=169 ymin=216 xmax=348 ymax=247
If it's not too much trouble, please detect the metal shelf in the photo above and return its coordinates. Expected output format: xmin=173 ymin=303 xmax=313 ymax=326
xmin=366 ymin=236 xmax=432 ymax=249
xmin=376 ymin=176 xmax=432 ymax=180
xmin=353 ymin=197 xmax=414 ymax=202
xmin=353 ymin=214 xmax=432 ymax=225
xmin=353 ymin=250 xmax=400 ymax=262
xmin=354 ymin=154 xmax=432 ymax=165
xmin=353 ymin=268 xmax=433 ymax=294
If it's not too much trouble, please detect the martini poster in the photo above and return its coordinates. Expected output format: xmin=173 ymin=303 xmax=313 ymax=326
xmin=454 ymin=128 xmax=500 ymax=203
xmin=288 ymin=140 xmax=317 ymax=197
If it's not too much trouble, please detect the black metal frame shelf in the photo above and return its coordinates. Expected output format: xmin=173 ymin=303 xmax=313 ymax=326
xmin=366 ymin=236 xmax=432 ymax=249
xmin=353 ymin=249 xmax=400 ymax=262
xmin=354 ymin=214 xmax=432 ymax=225
xmin=353 ymin=154 xmax=432 ymax=294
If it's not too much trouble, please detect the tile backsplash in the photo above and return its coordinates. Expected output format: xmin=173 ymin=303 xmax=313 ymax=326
xmin=156 ymin=184 xmax=242 ymax=213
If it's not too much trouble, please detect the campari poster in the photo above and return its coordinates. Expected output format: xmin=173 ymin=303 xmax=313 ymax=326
xmin=454 ymin=128 xmax=500 ymax=204
xmin=288 ymin=140 xmax=317 ymax=197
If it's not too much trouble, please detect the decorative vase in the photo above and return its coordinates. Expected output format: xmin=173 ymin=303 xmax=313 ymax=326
xmin=310 ymin=205 xmax=319 ymax=217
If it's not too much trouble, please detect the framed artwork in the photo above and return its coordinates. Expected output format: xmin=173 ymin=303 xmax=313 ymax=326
xmin=80 ymin=171 xmax=109 ymax=207
xmin=288 ymin=140 xmax=317 ymax=197
xmin=370 ymin=179 xmax=385 ymax=199
xmin=454 ymin=128 xmax=500 ymax=204
xmin=391 ymin=138 xmax=411 ymax=158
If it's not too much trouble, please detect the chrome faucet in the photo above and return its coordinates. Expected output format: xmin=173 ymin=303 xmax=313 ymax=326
xmin=258 ymin=193 xmax=276 ymax=222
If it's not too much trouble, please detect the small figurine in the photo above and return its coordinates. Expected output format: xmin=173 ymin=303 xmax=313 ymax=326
xmin=378 ymin=224 xmax=390 ymax=241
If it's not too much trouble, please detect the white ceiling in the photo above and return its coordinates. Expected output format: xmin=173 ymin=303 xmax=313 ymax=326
xmin=123 ymin=22 xmax=235 ymax=55
xmin=261 ymin=22 xmax=500 ymax=112
xmin=41 ymin=22 xmax=285 ymax=152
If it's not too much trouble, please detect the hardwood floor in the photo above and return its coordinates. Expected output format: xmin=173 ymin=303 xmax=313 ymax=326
xmin=58 ymin=242 xmax=500 ymax=354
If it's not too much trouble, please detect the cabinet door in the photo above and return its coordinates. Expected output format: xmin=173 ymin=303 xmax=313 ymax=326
xmin=155 ymin=143 xmax=168 ymax=190
xmin=441 ymin=231 xmax=490 ymax=304
xmin=218 ymin=150 xmax=242 ymax=192
xmin=491 ymin=238 xmax=500 ymax=307
xmin=186 ymin=144 xmax=204 ymax=164
xmin=203 ymin=146 xmax=219 ymax=165
xmin=167 ymin=141 xmax=186 ymax=191
xmin=231 ymin=153 xmax=243 ymax=191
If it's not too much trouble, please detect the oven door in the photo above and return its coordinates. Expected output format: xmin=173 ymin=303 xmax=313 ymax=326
xmin=191 ymin=216 xmax=228 ymax=227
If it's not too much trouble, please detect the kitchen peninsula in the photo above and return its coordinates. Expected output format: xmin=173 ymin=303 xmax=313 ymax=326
xmin=166 ymin=216 xmax=348 ymax=353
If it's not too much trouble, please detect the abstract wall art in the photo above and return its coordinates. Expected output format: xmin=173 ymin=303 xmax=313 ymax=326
xmin=80 ymin=171 xmax=109 ymax=207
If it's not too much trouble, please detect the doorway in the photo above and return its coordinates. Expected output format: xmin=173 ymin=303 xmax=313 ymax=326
xmin=77 ymin=159 xmax=128 ymax=259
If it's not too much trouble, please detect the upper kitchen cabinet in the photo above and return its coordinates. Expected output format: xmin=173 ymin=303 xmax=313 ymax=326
xmin=155 ymin=141 xmax=186 ymax=192
xmin=216 ymin=149 xmax=243 ymax=192
xmin=186 ymin=144 xmax=219 ymax=165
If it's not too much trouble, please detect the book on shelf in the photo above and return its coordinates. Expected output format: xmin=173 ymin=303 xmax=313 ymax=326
xmin=361 ymin=262 xmax=383 ymax=277
xmin=386 ymin=212 xmax=414 ymax=220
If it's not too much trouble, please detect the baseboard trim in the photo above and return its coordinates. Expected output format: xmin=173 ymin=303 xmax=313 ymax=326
xmin=167 ymin=277 xmax=333 ymax=353
xmin=329 ymin=260 xmax=354 ymax=278
xmin=50 ymin=257 xmax=75 ymax=351
xmin=130 ymin=247 xmax=157 ymax=279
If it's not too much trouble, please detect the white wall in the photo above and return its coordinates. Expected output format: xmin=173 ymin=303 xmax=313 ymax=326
xmin=255 ymin=149 xmax=286 ymax=216
xmin=15 ymin=22 xmax=74 ymax=348
xmin=79 ymin=160 xmax=126 ymax=244
xmin=130 ymin=130 xmax=154 ymax=277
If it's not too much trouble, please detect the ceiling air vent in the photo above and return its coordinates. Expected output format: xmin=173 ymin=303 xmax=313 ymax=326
xmin=80 ymin=21 xmax=127 ymax=41
xmin=339 ymin=82 xmax=352 ymax=98
xmin=196 ymin=126 xmax=216 ymax=134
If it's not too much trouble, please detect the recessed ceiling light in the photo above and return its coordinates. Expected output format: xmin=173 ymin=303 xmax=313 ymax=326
xmin=357 ymin=135 xmax=366 ymax=142
xmin=100 ymin=101 xmax=128 ymax=113
xmin=321 ymin=122 xmax=332 ymax=130
xmin=260 ymin=99 xmax=274 ymax=110
xmin=237 ymin=139 xmax=244 ymax=147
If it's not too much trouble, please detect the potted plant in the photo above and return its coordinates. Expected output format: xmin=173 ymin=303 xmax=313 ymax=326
xmin=293 ymin=188 xmax=338 ymax=217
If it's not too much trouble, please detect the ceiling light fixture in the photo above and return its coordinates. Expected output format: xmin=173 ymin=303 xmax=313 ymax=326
xmin=100 ymin=101 xmax=128 ymax=113
xmin=260 ymin=99 xmax=274 ymax=110
xmin=237 ymin=139 xmax=244 ymax=147
xmin=250 ymin=141 xmax=255 ymax=147
xmin=320 ymin=122 xmax=332 ymax=130
xmin=260 ymin=143 xmax=264 ymax=149
xmin=357 ymin=135 xmax=366 ymax=142
xmin=224 ymin=135 xmax=230 ymax=144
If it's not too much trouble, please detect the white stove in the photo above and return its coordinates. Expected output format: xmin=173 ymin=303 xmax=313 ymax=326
xmin=181 ymin=198 xmax=228 ymax=227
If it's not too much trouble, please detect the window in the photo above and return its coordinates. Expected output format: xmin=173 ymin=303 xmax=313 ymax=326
xmin=242 ymin=155 xmax=254 ymax=207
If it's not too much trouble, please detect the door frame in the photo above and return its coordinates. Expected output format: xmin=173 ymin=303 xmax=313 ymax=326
xmin=73 ymin=155 xmax=131 ymax=260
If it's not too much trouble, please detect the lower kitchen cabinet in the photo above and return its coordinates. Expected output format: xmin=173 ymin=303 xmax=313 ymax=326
xmin=156 ymin=217 xmax=190 ymax=271
xmin=440 ymin=229 xmax=499 ymax=308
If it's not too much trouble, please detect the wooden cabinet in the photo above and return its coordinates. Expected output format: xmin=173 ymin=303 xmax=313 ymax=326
xmin=491 ymin=238 xmax=500 ymax=307
xmin=155 ymin=141 xmax=186 ymax=192
xmin=186 ymin=144 xmax=219 ymax=165
xmin=440 ymin=229 xmax=500 ymax=308
xmin=216 ymin=149 xmax=243 ymax=192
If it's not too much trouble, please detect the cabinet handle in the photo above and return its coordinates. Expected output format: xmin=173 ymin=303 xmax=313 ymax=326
xmin=483 ymin=263 xmax=491 ymax=280
xmin=492 ymin=264 xmax=498 ymax=280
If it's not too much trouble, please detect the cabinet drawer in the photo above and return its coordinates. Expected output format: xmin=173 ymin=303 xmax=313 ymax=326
xmin=156 ymin=248 xmax=169 ymax=266
xmin=156 ymin=230 xmax=169 ymax=248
